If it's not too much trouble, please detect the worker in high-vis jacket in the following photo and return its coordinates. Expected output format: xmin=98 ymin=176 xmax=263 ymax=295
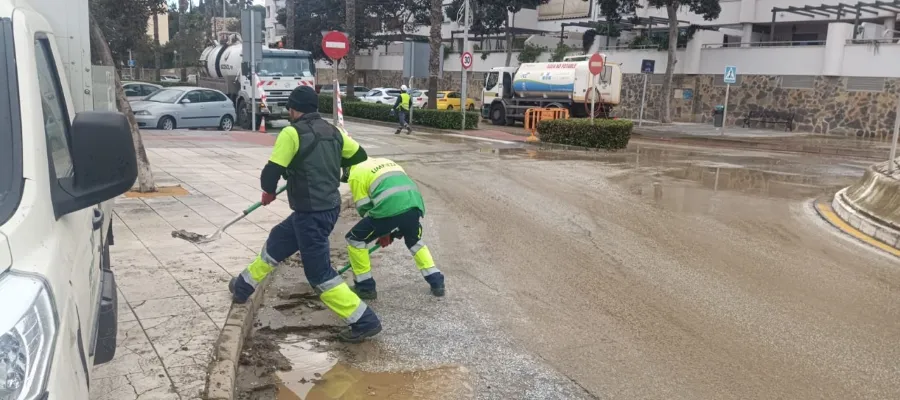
xmin=341 ymin=157 xmax=445 ymax=299
xmin=391 ymin=85 xmax=413 ymax=135
xmin=229 ymin=86 xmax=383 ymax=343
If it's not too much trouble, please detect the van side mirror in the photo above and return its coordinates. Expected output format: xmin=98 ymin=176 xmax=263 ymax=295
xmin=53 ymin=112 xmax=137 ymax=218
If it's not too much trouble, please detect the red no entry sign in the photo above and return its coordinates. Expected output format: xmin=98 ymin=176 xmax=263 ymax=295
xmin=321 ymin=31 xmax=350 ymax=60
xmin=461 ymin=51 xmax=473 ymax=70
xmin=588 ymin=53 xmax=604 ymax=75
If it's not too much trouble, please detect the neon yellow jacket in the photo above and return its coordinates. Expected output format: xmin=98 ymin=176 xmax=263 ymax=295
xmin=348 ymin=157 xmax=424 ymax=218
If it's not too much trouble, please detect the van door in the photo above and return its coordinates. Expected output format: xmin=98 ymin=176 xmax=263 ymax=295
xmin=33 ymin=32 xmax=102 ymax=370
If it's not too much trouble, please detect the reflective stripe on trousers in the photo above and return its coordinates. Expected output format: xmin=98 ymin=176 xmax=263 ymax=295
xmin=316 ymin=275 xmax=369 ymax=323
xmin=347 ymin=236 xmax=374 ymax=283
xmin=239 ymin=244 xmax=279 ymax=288
xmin=409 ymin=240 xmax=439 ymax=276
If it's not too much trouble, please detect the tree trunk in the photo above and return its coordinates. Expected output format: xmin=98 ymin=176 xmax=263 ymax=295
xmin=90 ymin=13 xmax=157 ymax=193
xmin=505 ymin=13 xmax=515 ymax=66
xmin=660 ymin=3 xmax=678 ymax=124
xmin=152 ymin=13 xmax=161 ymax=82
xmin=344 ymin=0 xmax=357 ymax=100
xmin=286 ymin=0 xmax=296 ymax=48
xmin=426 ymin=0 xmax=442 ymax=109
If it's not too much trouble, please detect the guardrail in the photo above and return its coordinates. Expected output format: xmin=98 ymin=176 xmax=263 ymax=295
xmin=702 ymin=40 xmax=826 ymax=49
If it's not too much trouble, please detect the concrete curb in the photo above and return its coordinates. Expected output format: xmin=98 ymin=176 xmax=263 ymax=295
xmin=204 ymin=277 xmax=269 ymax=400
xmin=832 ymin=188 xmax=900 ymax=250
xmin=203 ymin=188 xmax=353 ymax=400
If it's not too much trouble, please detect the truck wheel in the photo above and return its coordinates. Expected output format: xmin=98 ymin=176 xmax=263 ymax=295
xmin=447 ymin=105 xmax=454 ymax=110
xmin=157 ymin=116 xmax=175 ymax=130
xmin=467 ymin=104 xmax=475 ymax=111
xmin=237 ymin=100 xmax=252 ymax=130
xmin=219 ymin=115 xmax=234 ymax=131
xmin=490 ymin=104 xmax=507 ymax=126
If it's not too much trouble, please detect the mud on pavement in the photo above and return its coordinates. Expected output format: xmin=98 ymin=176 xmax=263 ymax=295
xmin=234 ymin=207 xmax=474 ymax=400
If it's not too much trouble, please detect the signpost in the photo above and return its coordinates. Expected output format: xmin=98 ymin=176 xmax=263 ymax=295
xmin=890 ymin=95 xmax=900 ymax=173
xmin=588 ymin=53 xmax=604 ymax=122
xmin=722 ymin=65 xmax=737 ymax=135
xmin=460 ymin=0 xmax=471 ymax=132
xmin=322 ymin=31 xmax=350 ymax=126
xmin=639 ymin=59 xmax=654 ymax=126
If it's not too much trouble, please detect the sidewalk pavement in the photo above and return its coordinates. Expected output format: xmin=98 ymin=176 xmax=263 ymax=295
xmin=89 ymin=131 xmax=297 ymax=399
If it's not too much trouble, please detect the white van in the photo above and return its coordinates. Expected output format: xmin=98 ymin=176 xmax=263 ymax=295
xmin=1 ymin=0 xmax=137 ymax=398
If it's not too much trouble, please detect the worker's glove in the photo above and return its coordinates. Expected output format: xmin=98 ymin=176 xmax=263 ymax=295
xmin=261 ymin=192 xmax=276 ymax=206
xmin=376 ymin=235 xmax=393 ymax=248
xmin=390 ymin=109 xmax=396 ymax=117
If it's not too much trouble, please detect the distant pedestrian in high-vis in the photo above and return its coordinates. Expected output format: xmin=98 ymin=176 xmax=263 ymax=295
xmin=391 ymin=84 xmax=412 ymax=135
xmin=228 ymin=85 xmax=382 ymax=343
xmin=341 ymin=157 xmax=445 ymax=300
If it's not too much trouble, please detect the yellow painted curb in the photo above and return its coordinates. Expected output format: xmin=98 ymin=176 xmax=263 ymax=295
xmin=815 ymin=201 xmax=900 ymax=258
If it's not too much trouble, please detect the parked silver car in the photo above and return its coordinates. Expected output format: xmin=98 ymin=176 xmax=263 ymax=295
xmin=131 ymin=87 xmax=236 ymax=131
xmin=123 ymin=81 xmax=162 ymax=102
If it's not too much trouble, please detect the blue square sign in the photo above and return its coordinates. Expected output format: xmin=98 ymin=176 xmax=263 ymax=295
xmin=724 ymin=66 xmax=737 ymax=84
xmin=128 ymin=59 xmax=135 ymax=67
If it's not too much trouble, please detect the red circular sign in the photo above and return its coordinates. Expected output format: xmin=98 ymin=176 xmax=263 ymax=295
xmin=461 ymin=51 xmax=473 ymax=69
xmin=588 ymin=53 xmax=604 ymax=75
xmin=321 ymin=31 xmax=350 ymax=60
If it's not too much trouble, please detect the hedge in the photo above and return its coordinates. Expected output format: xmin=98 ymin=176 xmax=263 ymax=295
xmin=536 ymin=119 xmax=633 ymax=150
xmin=319 ymin=95 xmax=479 ymax=130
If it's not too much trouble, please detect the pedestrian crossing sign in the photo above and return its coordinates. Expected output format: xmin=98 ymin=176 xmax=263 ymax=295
xmin=724 ymin=66 xmax=737 ymax=84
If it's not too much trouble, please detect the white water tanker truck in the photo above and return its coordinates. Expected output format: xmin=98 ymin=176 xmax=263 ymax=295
xmin=198 ymin=33 xmax=315 ymax=129
xmin=481 ymin=55 xmax=622 ymax=125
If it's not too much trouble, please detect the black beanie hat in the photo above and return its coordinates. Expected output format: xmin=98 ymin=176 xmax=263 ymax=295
xmin=287 ymin=86 xmax=318 ymax=114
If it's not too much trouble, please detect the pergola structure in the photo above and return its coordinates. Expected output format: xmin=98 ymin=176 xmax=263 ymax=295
xmin=559 ymin=16 xmax=692 ymax=48
xmin=771 ymin=0 xmax=900 ymax=41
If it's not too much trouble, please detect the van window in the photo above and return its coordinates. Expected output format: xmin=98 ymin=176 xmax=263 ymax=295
xmin=34 ymin=38 xmax=74 ymax=180
xmin=0 ymin=18 xmax=23 ymax=226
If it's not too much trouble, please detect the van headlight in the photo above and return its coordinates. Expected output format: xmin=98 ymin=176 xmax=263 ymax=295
xmin=0 ymin=272 xmax=57 ymax=400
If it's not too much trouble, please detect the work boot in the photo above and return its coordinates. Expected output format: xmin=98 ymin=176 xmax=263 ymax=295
xmin=424 ymin=272 xmax=445 ymax=297
xmin=430 ymin=284 xmax=445 ymax=297
xmin=229 ymin=275 xmax=255 ymax=304
xmin=406 ymin=126 xmax=412 ymax=135
xmin=351 ymin=286 xmax=378 ymax=300
xmin=337 ymin=308 xmax=382 ymax=343
xmin=394 ymin=128 xmax=401 ymax=135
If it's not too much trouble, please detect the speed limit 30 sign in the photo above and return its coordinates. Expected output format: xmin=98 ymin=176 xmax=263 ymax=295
xmin=461 ymin=51 xmax=473 ymax=70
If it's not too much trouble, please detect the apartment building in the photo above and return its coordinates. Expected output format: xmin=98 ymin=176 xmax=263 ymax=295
xmin=265 ymin=0 xmax=286 ymax=45
xmin=315 ymin=0 xmax=900 ymax=138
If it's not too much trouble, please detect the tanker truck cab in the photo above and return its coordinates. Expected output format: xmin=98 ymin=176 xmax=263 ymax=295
xmin=244 ymin=48 xmax=316 ymax=124
xmin=482 ymin=59 xmax=623 ymax=126
xmin=1 ymin=1 xmax=138 ymax=398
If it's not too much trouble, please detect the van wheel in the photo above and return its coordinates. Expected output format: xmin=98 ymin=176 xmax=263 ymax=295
xmin=467 ymin=104 xmax=475 ymax=111
xmin=447 ymin=105 xmax=454 ymax=110
xmin=219 ymin=115 xmax=234 ymax=131
xmin=490 ymin=104 xmax=507 ymax=126
xmin=157 ymin=116 xmax=175 ymax=130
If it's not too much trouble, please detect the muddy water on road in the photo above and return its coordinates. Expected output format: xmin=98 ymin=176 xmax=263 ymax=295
xmin=392 ymin=141 xmax=900 ymax=399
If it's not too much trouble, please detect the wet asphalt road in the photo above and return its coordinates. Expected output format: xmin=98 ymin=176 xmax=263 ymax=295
xmin=306 ymin=122 xmax=900 ymax=399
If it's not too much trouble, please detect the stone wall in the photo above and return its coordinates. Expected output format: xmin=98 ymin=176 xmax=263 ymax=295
xmin=616 ymin=74 xmax=900 ymax=139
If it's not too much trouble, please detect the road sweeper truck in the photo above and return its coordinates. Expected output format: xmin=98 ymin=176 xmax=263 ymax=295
xmin=481 ymin=55 xmax=622 ymax=125
xmin=1 ymin=0 xmax=139 ymax=398
xmin=198 ymin=33 xmax=316 ymax=129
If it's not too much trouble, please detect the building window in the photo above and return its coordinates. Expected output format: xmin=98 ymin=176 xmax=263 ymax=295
xmin=779 ymin=75 xmax=815 ymax=90
xmin=845 ymin=77 xmax=885 ymax=92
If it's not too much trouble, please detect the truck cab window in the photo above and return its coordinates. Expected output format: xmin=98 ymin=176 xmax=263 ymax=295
xmin=34 ymin=38 xmax=73 ymax=180
xmin=485 ymin=72 xmax=498 ymax=91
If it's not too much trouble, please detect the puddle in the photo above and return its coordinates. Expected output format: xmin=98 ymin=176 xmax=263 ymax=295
xmin=274 ymin=336 xmax=473 ymax=400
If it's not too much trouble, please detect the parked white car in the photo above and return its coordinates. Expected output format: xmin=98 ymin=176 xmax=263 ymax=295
xmin=361 ymin=87 xmax=402 ymax=104
xmin=160 ymin=75 xmax=180 ymax=82
xmin=411 ymin=89 xmax=428 ymax=108
xmin=123 ymin=81 xmax=162 ymax=102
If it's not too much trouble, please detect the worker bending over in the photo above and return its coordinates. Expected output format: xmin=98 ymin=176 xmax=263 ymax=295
xmin=392 ymin=85 xmax=413 ymax=135
xmin=342 ymin=157 xmax=445 ymax=299
xmin=229 ymin=86 xmax=382 ymax=343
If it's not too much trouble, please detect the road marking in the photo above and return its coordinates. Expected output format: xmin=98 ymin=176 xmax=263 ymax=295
xmin=814 ymin=202 xmax=900 ymax=258
xmin=445 ymin=133 xmax=516 ymax=144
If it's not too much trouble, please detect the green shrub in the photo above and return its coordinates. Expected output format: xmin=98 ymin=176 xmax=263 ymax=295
xmin=536 ymin=119 xmax=632 ymax=150
xmin=319 ymin=95 xmax=478 ymax=130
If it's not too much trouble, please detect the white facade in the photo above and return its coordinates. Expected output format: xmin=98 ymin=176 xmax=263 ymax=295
xmin=337 ymin=0 xmax=900 ymax=79
xmin=265 ymin=0 xmax=286 ymax=45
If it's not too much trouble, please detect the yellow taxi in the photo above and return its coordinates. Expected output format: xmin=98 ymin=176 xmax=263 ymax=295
xmin=435 ymin=91 xmax=477 ymax=111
